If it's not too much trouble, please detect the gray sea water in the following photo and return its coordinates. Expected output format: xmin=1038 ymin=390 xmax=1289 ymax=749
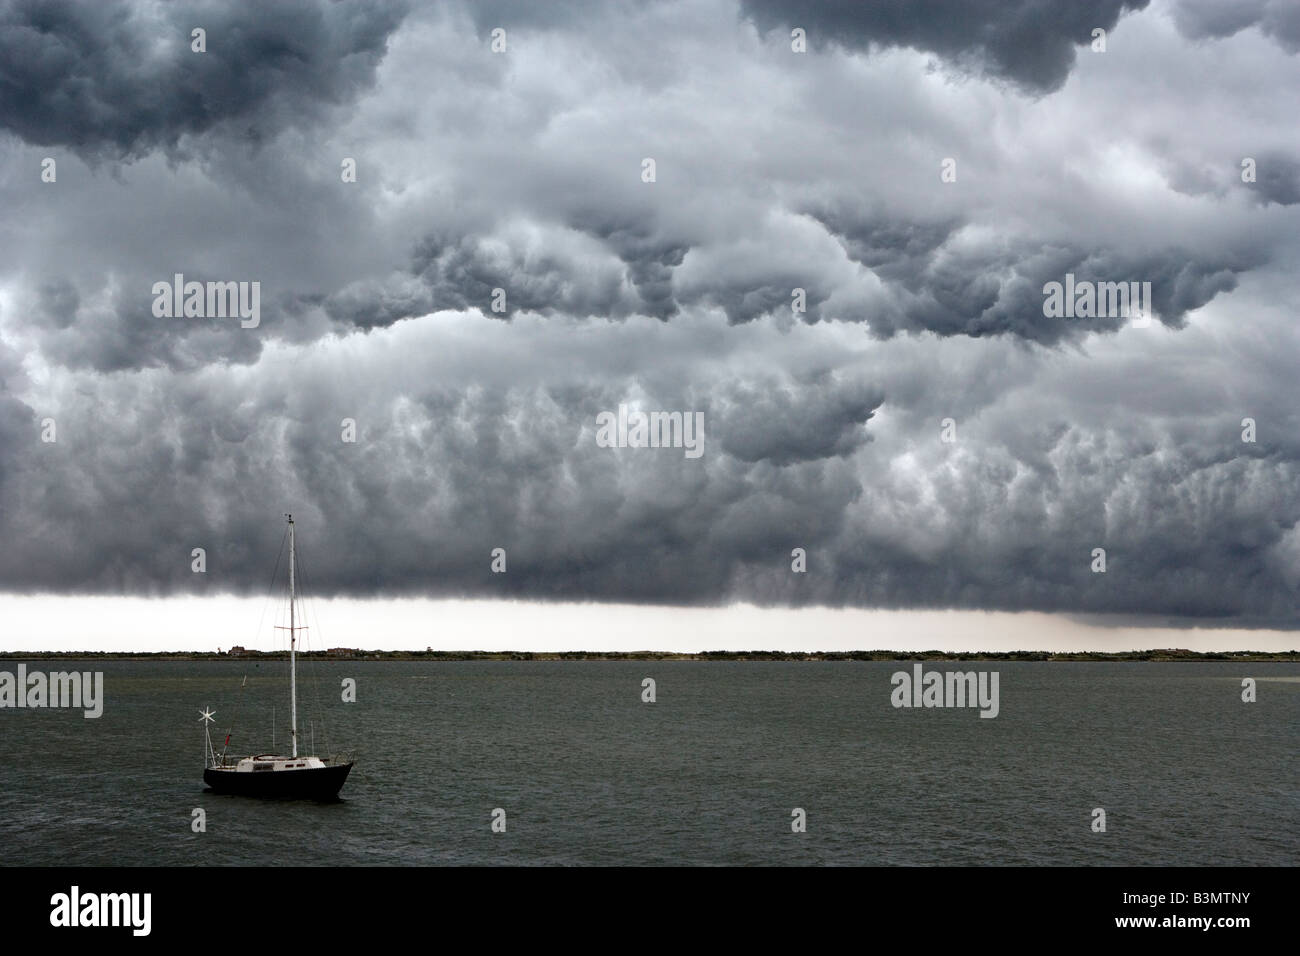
xmin=0 ymin=659 xmax=1295 ymax=866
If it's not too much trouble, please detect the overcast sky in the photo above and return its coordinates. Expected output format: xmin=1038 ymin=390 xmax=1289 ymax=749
xmin=1 ymin=0 xmax=1297 ymax=650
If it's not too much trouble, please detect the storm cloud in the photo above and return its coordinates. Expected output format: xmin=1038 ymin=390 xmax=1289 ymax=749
xmin=740 ymin=0 xmax=1151 ymax=92
xmin=0 ymin=0 xmax=407 ymax=161
xmin=0 ymin=0 xmax=1297 ymax=628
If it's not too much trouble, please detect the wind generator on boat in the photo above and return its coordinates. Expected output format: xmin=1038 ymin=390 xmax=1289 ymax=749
xmin=201 ymin=514 xmax=354 ymax=799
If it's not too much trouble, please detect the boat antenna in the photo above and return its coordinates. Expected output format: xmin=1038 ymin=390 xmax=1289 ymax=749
xmin=200 ymin=707 xmax=218 ymax=767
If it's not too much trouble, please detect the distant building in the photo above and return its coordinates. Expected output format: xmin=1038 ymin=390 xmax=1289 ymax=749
xmin=228 ymin=646 xmax=247 ymax=657
xmin=326 ymin=647 xmax=357 ymax=657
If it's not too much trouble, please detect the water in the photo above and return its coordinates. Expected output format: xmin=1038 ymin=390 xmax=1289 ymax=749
xmin=0 ymin=660 xmax=1295 ymax=865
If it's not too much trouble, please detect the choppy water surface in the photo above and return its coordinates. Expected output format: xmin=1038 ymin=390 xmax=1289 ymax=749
xmin=0 ymin=660 xmax=1295 ymax=865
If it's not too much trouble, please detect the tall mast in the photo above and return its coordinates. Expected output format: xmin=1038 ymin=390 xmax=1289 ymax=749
xmin=287 ymin=514 xmax=298 ymax=758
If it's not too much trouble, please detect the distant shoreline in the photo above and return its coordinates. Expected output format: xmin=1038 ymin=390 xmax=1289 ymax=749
xmin=0 ymin=649 xmax=1295 ymax=662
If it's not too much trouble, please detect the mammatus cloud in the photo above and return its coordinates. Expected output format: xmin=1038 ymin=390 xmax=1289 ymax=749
xmin=318 ymin=206 xmax=1256 ymax=345
xmin=1 ymin=310 xmax=1296 ymax=626
xmin=802 ymin=205 xmax=1256 ymax=340
xmin=1 ymin=0 xmax=1288 ymax=362
xmin=0 ymin=0 xmax=1297 ymax=628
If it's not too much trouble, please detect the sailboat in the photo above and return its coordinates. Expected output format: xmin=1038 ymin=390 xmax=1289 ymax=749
xmin=201 ymin=514 xmax=354 ymax=800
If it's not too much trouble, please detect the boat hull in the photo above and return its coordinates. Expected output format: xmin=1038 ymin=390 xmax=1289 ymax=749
xmin=204 ymin=762 xmax=353 ymax=800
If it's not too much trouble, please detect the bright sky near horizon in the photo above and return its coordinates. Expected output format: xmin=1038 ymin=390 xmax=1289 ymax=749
xmin=0 ymin=596 xmax=1294 ymax=654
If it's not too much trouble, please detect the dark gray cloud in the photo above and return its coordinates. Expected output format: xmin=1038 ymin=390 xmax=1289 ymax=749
xmin=313 ymin=204 xmax=1256 ymax=343
xmin=570 ymin=220 xmax=690 ymax=322
xmin=1 ymin=318 xmax=1295 ymax=627
xmin=322 ymin=217 xmax=692 ymax=329
xmin=0 ymin=0 xmax=408 ymax=161
xmin=1174 ymin=0 xmax=1300 ymax=52
xmin=740 ymin=0 xmax=1150 ymax=92
xmin=805 ymin=206 xmax=1255 ymax=341
xmin=714 ymin=376 xmax=882 ymax=465
xmin=1251 ymin=154 xmax=1300 ymax=206
xmin=0 ymin=0 xmax=1297 ymax=630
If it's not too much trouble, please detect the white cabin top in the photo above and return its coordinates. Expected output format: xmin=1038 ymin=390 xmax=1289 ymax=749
xmin=233 ymin=755 xmax=327 ymax=772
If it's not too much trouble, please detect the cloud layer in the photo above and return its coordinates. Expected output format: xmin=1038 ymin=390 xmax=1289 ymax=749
xmin=0 ymin=0 xmax=1297 ymax=627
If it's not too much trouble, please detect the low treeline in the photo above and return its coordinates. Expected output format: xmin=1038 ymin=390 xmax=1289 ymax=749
xmin=1 ymin=649 xmax=1296 ymax=661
